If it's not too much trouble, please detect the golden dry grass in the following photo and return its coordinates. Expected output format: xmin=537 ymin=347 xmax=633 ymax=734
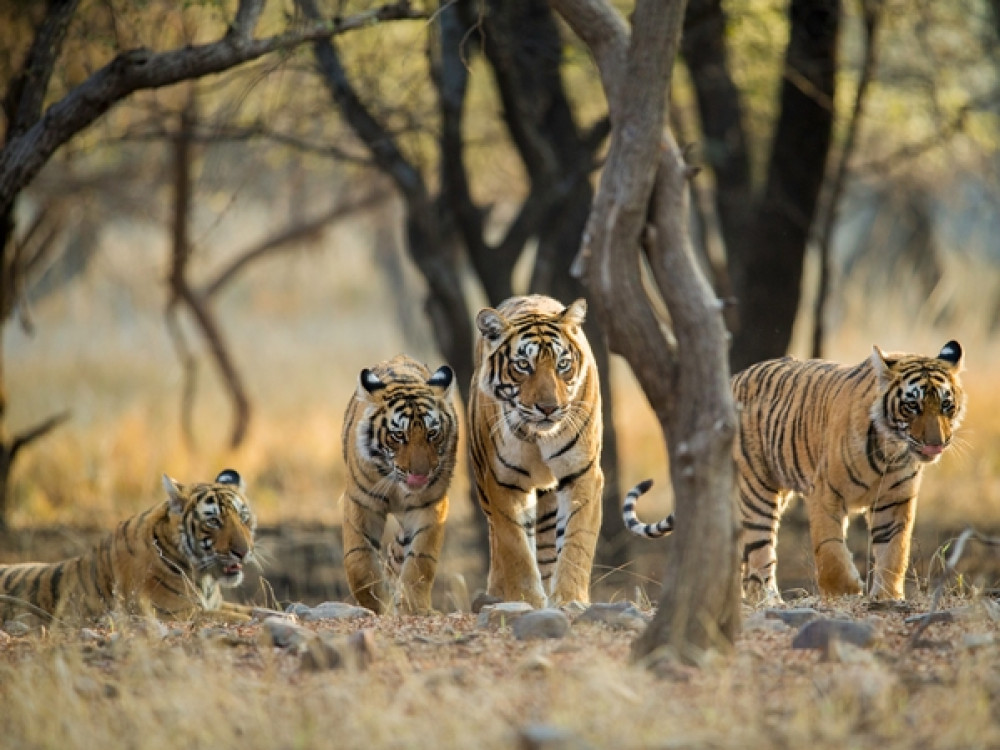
xmin=2 ymin=593 xmax=1000 ymax=750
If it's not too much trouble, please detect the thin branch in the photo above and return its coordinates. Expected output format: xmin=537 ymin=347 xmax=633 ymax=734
xmin=204 ymin=188 xmax=390 ymax=298
xmin=164 ymin=306 xmax=199 ymax=449
xmin=3 ymin=0 xmax=81 ymax=137
xmin=907 ymin=527 xmax=1000 ymax=648
xmin=0 ymin=1 xmax=427 ymax=214
xmin=9 ymin=411 xmax=71 ymax=459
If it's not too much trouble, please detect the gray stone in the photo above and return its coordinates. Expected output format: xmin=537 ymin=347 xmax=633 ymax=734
xmin=301 ymin=601 xmax=375 ymax=621
xmin=512 ymin=609 xmax=570 ymax=641
xmin=765 ymin=607 xmax=821 ymax=628
xmin=260 ymin=615 xmax=311 ymax=650
xmin=574 ymin=602 xmax=648 ymax=631
xmin=743 ymin=612 xmax=790 ymax=633
xmin=518 ymin=723 xmax=592 ymax=750
xmin=791 ymin=618 xmax=876 ymax=651
xmin=476 ymin=601 xmax=534 ymax=629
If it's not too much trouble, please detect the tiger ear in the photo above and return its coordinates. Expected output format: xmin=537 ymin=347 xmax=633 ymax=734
xmin=215 ymin=468 xmax=244 ymax=491
xmin=162 ymin=474 xmax=186 ymax=514
xmin=937 ymin=340 xmax=964 ymax=371
xmin=870 ymin=345 xmax=896 ymax=383
xmin=357 ymin=368 xmax=386 ymax=399
xmin=427 ymin=365 xmax=455 ymax=396
xmin=476 ymin=308 xmax=509 ymax=344
xmin=559 ymin=298 xmax=588 ymax=329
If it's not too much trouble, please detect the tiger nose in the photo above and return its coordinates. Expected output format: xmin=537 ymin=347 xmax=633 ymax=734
xmin=537 ymin=403 xmax=558 ymax=417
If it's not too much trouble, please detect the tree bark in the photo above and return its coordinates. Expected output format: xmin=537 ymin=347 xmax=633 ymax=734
xmin=553 ymin=0 xmax=739 ymax=663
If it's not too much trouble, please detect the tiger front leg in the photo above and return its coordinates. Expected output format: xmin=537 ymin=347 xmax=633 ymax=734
xmin=394 ymin=496 xmax=449 ymax=615
xmin=481 ymin=486 xmax=546 ymax=608
xmin=342 ymin=496 xmax=391 ymax=614
xmin=868 ymin=491 xmax=918 ymax=601
xmin=806 ymin=488 xmax=863 ymax=598
xmin=549 ymin=465 xmax=603 ymax=607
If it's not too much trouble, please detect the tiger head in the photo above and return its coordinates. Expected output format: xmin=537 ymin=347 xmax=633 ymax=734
xmin=163 ymin=469 xmax=256 ymax=588
xmin=870 ymin=340 xmax=966 ymax=464
xmin=476 ymin=296 xmax=590 ymax=440
xmin=357 ymin=360 xmax=457 ymax=493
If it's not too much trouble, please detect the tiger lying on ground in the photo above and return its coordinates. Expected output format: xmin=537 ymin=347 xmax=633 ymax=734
xmin=340 ymin=354 xmax=458 ymax=615
xmin=0 ymin=469 xmax=257 ymax=624
xmin=623 ymin=341 xmax=966 ymax=603
xmin=470 ymin=294 xmax=604 ymax=608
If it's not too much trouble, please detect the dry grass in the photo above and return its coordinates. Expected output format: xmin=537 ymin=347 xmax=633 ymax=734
xmin=2 ymin=593 xmax=1000 ymax=750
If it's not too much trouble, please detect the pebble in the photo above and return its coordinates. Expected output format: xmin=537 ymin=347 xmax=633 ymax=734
xmin=299 ymin=602 xmax=375 ymax=621
xmin=476 ymin=602 xmax=534 ymax=629
xmin=512 ymin=609 xmax=570 ymax=641
xmin=573 ymin=602 xmax=647 ymax=631
xmin=260 ymin=615 xmax=311 ymax=650
xmin=764 ymin=607 xmax=821 ymax=627
xmin=791 ymin=618 xmax=876 ymax=651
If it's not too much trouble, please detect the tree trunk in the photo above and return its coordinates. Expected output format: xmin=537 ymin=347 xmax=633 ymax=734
xmin=681 ymin=0 xmax=840 ymax=370
xmin=553 ymin=0 xmax=739 ymax=663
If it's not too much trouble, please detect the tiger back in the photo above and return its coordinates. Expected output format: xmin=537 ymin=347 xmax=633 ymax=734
xmin=469 ymin=294 xmax=604 ymax=608
xmin=0 ymin=469 xmax=257 ymax=625
xmin=340 ymin=354 xmax=458 ymax=615
xmin=622 ymin=341 xmax=966 ymax=604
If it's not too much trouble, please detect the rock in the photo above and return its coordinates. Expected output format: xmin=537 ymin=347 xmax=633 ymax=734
xmin=573 ymin=602 xmax=647 ymax=631
xmin=962 ymin=632 xmax=995 ymax=650
xmin=284 ymin=602 xmax=313 ymax=618
xmin=791 ymin=618 xmax=876 ymax=652
xmin=259 ymin=615 xmax=311 ymax=650
xmin=471 ymin=592 xmax=503 ymax=614
xmin=3 ymin=620 xmax=35 ymax=636
xmin=743 ymin=612 xmax=790 ymax=633
xmin=518 ymin=724 xmax=592 ymax=750
xmin=300 ymin=628 xmax=378 ymax=672
xmin=300 ymin=634 xmax=345 ymax=672
xmin=300 ymin=602 xmax=375 ymax=621
xmin=347 ymin=627 xmax=378 ymax=669
xmin=512 ymin=609 xmax=570 ymax=641
xmin=476 ymin=601 xmax=534 ymax=629
xmin=765 ymin=607 xmax=821 ymax=627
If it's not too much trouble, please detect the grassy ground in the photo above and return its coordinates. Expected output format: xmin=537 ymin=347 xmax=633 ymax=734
xmin=2 ymin=592 xmax=1000 ymax=750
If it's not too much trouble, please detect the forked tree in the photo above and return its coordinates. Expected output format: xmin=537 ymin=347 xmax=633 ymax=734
xmin=553 ymin=0 xmax=741 ymax=662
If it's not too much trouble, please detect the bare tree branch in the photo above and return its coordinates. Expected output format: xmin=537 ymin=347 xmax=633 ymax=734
xmin=204 ymin=188 xmax=390 ymax=298
xmin=0 ymin=0 xmax=427 ymax=216
xmin=9 ymin=411 xmax=71 ymax=459
xmin=168 ymin=101 xmax=250 ymax=449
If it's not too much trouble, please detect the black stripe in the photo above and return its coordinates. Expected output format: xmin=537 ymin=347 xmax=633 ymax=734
xmin=557 ymin=459 xmax=595 ymax=491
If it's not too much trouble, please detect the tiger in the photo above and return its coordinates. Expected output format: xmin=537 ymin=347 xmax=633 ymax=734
xmin=622 ymin=341 xmax=966 ymax=604
xmin=0 ymin=469 xmax=257 ymax=625
xmin=340 ymin=354 xmax=458 ymax=615
xmin=470 ymin=294 xmax=604 ymax=608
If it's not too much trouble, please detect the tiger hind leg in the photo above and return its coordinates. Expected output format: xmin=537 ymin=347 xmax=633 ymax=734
xmin=740 ymin=486 xmax=791 ymax=606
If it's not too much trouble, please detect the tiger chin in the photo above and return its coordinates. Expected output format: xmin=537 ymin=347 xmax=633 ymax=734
xmin=622 ymin=341 xmax=966 ymax=605
xmin=470 ymin=294 xmax=604 ymax=609
xmin=0 ymin=469 xmax=258 ymax=626
xmin=340 ymin=354 xmax=458 ymax=615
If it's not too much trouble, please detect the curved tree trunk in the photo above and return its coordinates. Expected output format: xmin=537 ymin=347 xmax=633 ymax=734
xmin=553 ymin=0 xmax=739 ymax=663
